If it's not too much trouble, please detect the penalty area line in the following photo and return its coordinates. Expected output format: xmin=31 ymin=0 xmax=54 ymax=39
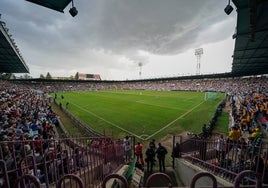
xmin=145 ymin=101 xmax=205 ymax=140
xmin=70 ymin=102 xmax=144 ymax=140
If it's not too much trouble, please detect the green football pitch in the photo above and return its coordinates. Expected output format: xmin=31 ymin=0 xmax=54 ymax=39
xmin=54 ymin=90 xmax=225 ymax=141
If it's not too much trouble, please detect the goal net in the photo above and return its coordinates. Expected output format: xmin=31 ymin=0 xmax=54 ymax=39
xmin=205 ymin=91 xmax=217 ymax=101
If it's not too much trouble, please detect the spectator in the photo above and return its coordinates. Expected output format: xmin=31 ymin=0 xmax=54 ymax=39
xmin=171 ymin=143 xmax=181 ymax=158
xmin=249 ymin=125 xmax=264 ymax=140
xmin=215 ymin=135 xmax=226 ymax=163
xmin=66 ymin=102 xmax=69 ymax=109
xmin=123 ymin=136 xmax=132 ymax=163
xmin=135 ymin=142 xmax=144 ymax=165
xmin=260 ymin=116 xmax=268 ymax=131
xmin=171 ymin=142 xmax=181 ymax=168
xmin=227 ymin=125 xmax=242 ymax=152
xmin=149 ymin=139 xmax=156 ymax=152
xmin=155 ymin=143 xmax=168 ymax=172
xmin=228 ymin=126 xmax=242 ymax=142
xmin=149 ymin=139 xmax=156 ymax=162
xmin=21 ymin=160 xmax=45 ymax=184
xmin=145 ymin=145 xmax=155 ymax=173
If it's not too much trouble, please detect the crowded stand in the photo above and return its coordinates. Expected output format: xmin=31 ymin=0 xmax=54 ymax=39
xmin=15 ymin=76 xmax=268 ymax=94
xmin=0 ymin=75 xmax=268 ymax=187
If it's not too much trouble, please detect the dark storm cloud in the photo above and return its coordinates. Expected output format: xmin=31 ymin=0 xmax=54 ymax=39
xmin=1 ymin=0 xmax=235 ymax=55
xmin=74 ymin=0 xmax=235 ymax=55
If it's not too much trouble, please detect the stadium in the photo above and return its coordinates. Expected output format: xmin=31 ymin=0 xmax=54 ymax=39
xmin=0 ymin=0 xmax=268 ymax=188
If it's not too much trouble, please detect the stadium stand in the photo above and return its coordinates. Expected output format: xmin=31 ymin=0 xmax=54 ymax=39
xmin=0 ymin=76 xmax=267 ymax=187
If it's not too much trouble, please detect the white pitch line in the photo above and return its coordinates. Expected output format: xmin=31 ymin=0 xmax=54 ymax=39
xmin=145 ymin=101 xmax=205 ymax=140
xmin=70 ymin=102 xmax=143 ymax=139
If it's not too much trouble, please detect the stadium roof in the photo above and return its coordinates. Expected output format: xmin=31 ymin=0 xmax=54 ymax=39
xmin=25 ymin=0 xmax=72 ymax=13
xmin=0 ymin=0 xmax=74 ymax=74
xmin=0 ymin=20 xmax=29 ymax=73
xmin=231 ymin=0 xmax=268 ymax=76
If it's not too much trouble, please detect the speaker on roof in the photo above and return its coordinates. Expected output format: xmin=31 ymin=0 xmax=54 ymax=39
xmin=224 ymin=4 xmax=233 ymax=15
xmin=69 ymin=7 xmax=78 ymax=17
xmin=69 ymin=0 xmax=78 ymax=17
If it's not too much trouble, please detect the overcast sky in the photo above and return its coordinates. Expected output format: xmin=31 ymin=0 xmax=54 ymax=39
xmin=0 ymin=0 xmax=237 ymax=80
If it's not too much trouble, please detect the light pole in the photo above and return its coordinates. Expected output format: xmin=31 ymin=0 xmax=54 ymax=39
xmin=195 ymin=48 xmax=203 ymax=75
xmin=138 ymin=62 xmax=143 ymax=79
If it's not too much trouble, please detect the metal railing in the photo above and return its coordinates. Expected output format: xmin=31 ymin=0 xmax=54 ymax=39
xmin=178 ymin=136 xmax=268 ymax=186
xmin=53 ymin=99 xmax=103 ymax=137
xmin=0 ymin=136 xmax=267 ymax=187
xmin=0 ymin=137 xmax=125 ymax=188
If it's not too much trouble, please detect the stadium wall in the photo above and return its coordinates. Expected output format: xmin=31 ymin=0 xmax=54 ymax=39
xmin=174 ymin=158 xmax=233 ymax=187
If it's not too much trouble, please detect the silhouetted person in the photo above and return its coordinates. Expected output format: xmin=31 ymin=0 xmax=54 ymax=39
xmin=145 ymin=145 xmax=155 ymax=173
xmin=155 ymin=143 xmax=168 ymax=172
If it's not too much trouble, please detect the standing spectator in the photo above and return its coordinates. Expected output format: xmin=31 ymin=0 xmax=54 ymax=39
xmin=227 ymin=125 xmax=242 ymax=152
xmin=149 ymin=139 xmax=156 ymax=152
xmin=149 ymin=139 xmax=157 ymax=162
xmin=123 ymin=136 xmax=132 ymax=163
xmin=65 ymin=102 xmax=69 ymax=109
xmin=135 ymin=142 xmax=144 ymax=165
xmin=171 ymin=142 xmax=181 ymax=168
xmin=34 ymin=134 xmax=42 ymax=153
xmin=155 ymin=143 xmax=168 ymax=172
xmin=215 ymin=135 xmax=226 ymax=163
xmin=171 ymin=143 xmax=181 ymax=158
xmin=145 ymin=145 xmax=155 ymax=173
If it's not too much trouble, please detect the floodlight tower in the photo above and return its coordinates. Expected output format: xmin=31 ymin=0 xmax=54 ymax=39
xmin=138 ymin=62 xmax=143 ymax=79
xmin=195 ymin=48 xmax=203 ymax=75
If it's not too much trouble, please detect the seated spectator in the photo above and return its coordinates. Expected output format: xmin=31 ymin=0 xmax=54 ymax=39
xmin=260 ymin=116 xmax=268 ymax=131
xmin=249 ymin=125 xmax=264 ymax=140
xmin=21 ymin=160 xmax=45 ymax=184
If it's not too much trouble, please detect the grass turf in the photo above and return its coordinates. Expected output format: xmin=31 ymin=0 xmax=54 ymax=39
xmin=54 ymin=90 xmax=225 ymax=141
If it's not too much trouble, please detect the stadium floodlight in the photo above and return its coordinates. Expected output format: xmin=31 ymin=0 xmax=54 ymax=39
xmin=195 ymin=48 xmax=203 ymax=75
xmin=69 ymin=0 xmax=78 ymax=17
xmin=224 ymin=0 xmax=233 ymax=15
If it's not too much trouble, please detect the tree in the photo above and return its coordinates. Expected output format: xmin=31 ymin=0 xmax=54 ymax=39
xmin=40 ymin=74 xmax=45 ymax=79
xmin=46 ymin=72 xmax=52 ymax=79
xmin=0 ymin=73 xmax=13 ymax=79
xmin=19 ymin=74 xmax=31 ymax=79
xmin=75 ymin=72 xmax=79 ymax=80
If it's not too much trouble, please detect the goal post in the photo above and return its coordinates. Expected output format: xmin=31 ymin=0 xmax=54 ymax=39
xmin=204 ymin=91 xmax=217 ymax=101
